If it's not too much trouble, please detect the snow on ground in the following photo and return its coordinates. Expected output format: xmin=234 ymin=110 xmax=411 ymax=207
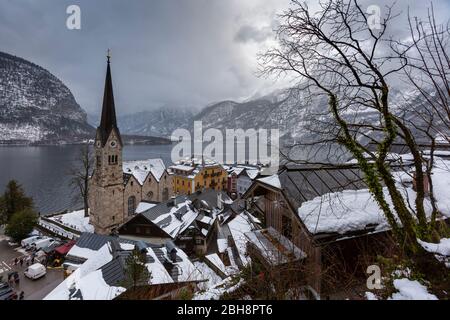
xmin=50 ymin=209 xmax=94 ymax=233
xmin=365 ymin=292 xmax=378 ymax=300
xmin=418 ymin=238 xmax=450 ymax=256
xmin=194 ymin=261 xmax=223 ymax=291
xmin=389 ymin=278 xmax=438 ymax=300
xmin=430 ymin=158 xmax=450 ymax=218
xmin=38 ymin=219 xmax=79 ymax=240
xmin=193 ymin=277 xmax=244 ymax=300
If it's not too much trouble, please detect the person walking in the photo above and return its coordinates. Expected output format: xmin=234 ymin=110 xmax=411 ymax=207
xmin=19 ymin=258 xmax=23 ymax=267
xmin=14 ymin=257 xmax=18 ymax=266
xmin=19 ymin=291 xmax=24 ymax=300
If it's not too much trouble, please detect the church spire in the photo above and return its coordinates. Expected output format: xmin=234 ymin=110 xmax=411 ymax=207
xmin=98 ymin=49 xmax=121 ymax=146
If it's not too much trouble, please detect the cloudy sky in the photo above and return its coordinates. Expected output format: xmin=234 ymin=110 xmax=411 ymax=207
xmin=0 ymin=0 xmax=449 ymax=116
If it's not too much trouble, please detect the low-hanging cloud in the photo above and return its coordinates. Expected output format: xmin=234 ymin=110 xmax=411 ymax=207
xmin=0 ymin=0 xmax=448 ymax=116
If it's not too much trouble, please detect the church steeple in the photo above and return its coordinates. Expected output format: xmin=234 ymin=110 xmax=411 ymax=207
xmin=98 ymin=50 xmax=121 ymax=147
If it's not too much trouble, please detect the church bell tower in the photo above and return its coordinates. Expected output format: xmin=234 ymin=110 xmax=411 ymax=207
xmin=89 ymin=51 xmax=125 ymax=235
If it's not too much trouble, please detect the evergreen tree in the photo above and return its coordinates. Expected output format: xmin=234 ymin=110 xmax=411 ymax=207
xmin=122 ymin=249 xmax=151 ymax=290
xmin=0 ymin=180 xmax=34 ymax=225
xmin=5 ymin=209 xmax=38 ymax=242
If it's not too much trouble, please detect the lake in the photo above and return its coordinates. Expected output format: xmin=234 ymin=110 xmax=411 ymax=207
xmin=0 ymin=142 xmax=344 ymax=215
xmin=0 ymin=144 xmax=175 ymax=215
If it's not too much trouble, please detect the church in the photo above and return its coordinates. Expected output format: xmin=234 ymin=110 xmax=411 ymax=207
xmin=88 ymin=53 xmax=173 ymax=235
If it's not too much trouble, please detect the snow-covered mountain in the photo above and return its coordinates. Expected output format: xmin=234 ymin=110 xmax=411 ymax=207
xmin=89 ymin=105 xmax=196 ymax=138
xmin=0 ymin=51 xmax=94 ymax=144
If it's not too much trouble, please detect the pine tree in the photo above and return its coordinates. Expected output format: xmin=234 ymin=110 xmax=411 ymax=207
xmin=122 ymin=249 xmax=151 ymax=290
xmin=0 ymin=180 xmax=34 ymax=225
xmin=5 ymin=209 xmax=38 ymax=242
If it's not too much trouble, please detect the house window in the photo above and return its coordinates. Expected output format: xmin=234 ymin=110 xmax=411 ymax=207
xmin=131 ymin=181 xmax=134 ymax=186
xmin=136 ymin=226 xmax=141 ymax=233
xmin=128 ymin=196 xmax=136 ymax=215
xmin=282 ymin=215 xmax=293 ymax=240
xmin=195 ymin=238 xmax=203 ymax=245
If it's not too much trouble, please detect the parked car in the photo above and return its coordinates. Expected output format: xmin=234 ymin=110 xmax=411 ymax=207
xmin=0 ymin=283 xmax=17 ymax=300
xmin=24 ymin=263 xmax=46 ymax=280
xmin=30 ymin=238 xmax=55 ymax=251
xmin=21 ymin=235 xmax=44 ymax=248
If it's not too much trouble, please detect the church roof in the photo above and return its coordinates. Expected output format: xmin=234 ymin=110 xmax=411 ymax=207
xmin=123 ymin=158 xmax=167 ymax=185
xmin=97 ymin=54 xmax=122 ymax=147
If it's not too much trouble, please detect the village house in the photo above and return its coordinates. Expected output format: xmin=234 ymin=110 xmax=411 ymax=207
xmin=45 ymin=233 xmax=205 ymax=300
xmin=168 ymin=158 xmax=228 ymax=195
xmin=240 ymin=163 xmax=440 ymax=298
xmin=118 ymin=189 xmax=233 ymax=256
xmin=88 ymin=55 xmax=173 ymax=235
xmin=236 ymin=155 xmax=450 ymax=298
xmin=224 ymin=165 xmax=261 ymax=199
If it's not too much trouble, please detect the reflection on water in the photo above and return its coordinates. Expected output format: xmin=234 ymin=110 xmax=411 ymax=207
xmin=0 ymin=142 xmax=346 ymax=215
xmin=0 ymin=145 xmax=174 ymax=215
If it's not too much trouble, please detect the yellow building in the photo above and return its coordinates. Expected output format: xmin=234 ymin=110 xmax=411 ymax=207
xmin=169 ymin=160 xmax=228 ymax=195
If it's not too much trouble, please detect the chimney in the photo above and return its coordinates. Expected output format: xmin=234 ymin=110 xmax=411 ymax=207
xmin=217 ymin=192 xmax=223 ymax=210
xmin=165 ymin=240 xmax=178 ymax=263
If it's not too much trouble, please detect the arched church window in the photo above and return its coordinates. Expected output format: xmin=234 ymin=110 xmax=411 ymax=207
xmin=128 ymin=196 xmax=136 ymax=216
xmin=147 ymin=191 xmax=154 ymax=199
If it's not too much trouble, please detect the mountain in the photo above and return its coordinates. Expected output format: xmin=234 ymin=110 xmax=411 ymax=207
xmin=0 ymin=51 xmax=94 ymax=144
xmin=89 ymin=105 xmax=196 ymax=138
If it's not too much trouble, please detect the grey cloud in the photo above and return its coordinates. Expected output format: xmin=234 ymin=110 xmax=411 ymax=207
xmin=0 ymin=0 xmax=448 ymax=116
xmin=234 ymin=25 xmax=273 ymax=43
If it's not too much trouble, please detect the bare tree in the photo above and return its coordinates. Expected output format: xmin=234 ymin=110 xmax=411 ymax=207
xmin=259 ymin=0 xmax=446 ymax=256
xmin=69 ymin=145 xmax=93 ymax=217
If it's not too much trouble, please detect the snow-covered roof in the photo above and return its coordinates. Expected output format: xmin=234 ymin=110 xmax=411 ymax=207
xmin=147 ymin=199 xmax=198 ymax=239
xmin=131 ymin=190 xmax=231 ymax=239
xmin=45 ymin=242 xmax=124 ymax=300
xmin=170 ymin=164 xmax=195 ymax=172
xmin=135 ymin=201 xmax=157 ymax=214
xmin=297 ymin=158 xmax=450 ymax=236
xmin=205 ymin=253 xmax=228 ymax=275
xmin=123 ymin=158 xmax=166 ymax=185
xmin=45 ymin=233 xmax=203 ymax=300
xmin=245 ymin=227 xmax=306 ymax=266
xmin=257 ymin=174 xmax=281 ymax=189
xmin=227 ymin=213 xmax=256 ymax=267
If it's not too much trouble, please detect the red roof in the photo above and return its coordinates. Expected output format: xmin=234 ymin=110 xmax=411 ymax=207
xmin=54 ymin=240 xmax=76 ymax=255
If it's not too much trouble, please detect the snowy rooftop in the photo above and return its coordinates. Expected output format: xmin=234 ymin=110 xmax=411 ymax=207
xmin=135 ymin=201 xmax=157 ymax=214
xmin=226 ymin=213 xmax=257 ymax=267
xmin=129 ymin=190 xmax=232 ymax=239
xmin=123 ymin=158 xmax=166 ymax=185
xmin=45 ymin=233 xmax=203 ymax=300
xmin=296 ymin=158 xmax=450 ymax=236
xmin=245 ymin=227 xmax=306 ymax=266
